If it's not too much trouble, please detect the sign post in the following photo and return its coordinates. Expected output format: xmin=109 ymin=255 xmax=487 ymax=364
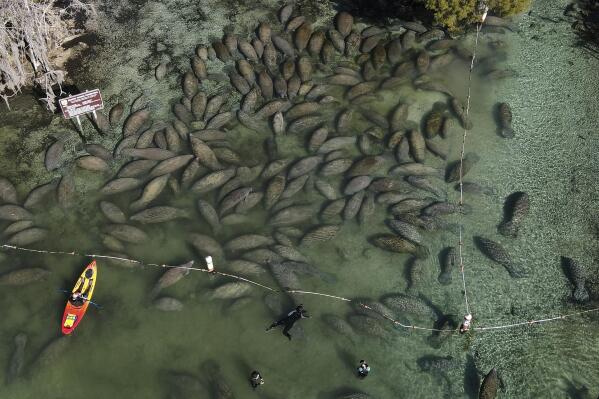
xmin=59 ymin=89 xmax=104 ymax=132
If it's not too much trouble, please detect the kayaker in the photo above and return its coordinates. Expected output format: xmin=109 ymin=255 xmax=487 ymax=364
xmin=265 ymin=304 xmax=310 ymax=340
xmin=70 ymin=291 xmax=86 ymax=306
xmin=357 ymin=360 xmax=370 ymax=378
xmin=249 ymin=370 xmax=264 ymax=389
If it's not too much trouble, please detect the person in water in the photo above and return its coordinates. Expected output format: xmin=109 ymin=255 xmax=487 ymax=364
xmin=357 ymin=360 xmax=370 ymax=378
xmin=265 ymin=304 xmax=310 ymax=340
xmin=460 ymin=314 xmax=473 ymax=333
xmin=249 ymin=370 xmax=264 ymax=389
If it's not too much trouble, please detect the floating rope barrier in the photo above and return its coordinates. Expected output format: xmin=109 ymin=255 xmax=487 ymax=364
xmin=2 ymin=243 xmax=598 ymax=334
xmin=456 ymin=5 xmax=489 ymax=318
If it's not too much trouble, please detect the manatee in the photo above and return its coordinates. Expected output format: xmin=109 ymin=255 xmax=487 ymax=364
xmin=246 ymin=248 xmax=284 ymax=266
xmin=406 ymin=176 xmax=444 ymax=197
xmin=376 ymin=192 xmax=412 ymax=205
xmin=286 ymin=101 xmax=320 ymax=120
xmin=368 ymin=178 xmax=404 ymax=193
xmin=191 ymin=168 xmax=236 ymax=194
xmin=288 ymin=115 xmax=324 ymax=134
xmin=347 ymin=156 xmax=385 ymax=177
xmin=23 ymin=180 xmax=58 ymax=209
xmin=281 ymin=175 xmax=309 ymax=199
xmin=43 ymin=139 xmax=65 ymax=172
xmin=262 ymin=43 xmax=278 ymax=74
xmin=561 ymin=257 xmax=589 ymax=303
xmin=329 ymin=73 xmax=362 ymax=86
xmin=98 ymin=201 xmax=126 ymax=224
xmin=264 ymin=175 xmax=286 ymax=210
xmin=256 ymin=99 xmax=289 ymax=119
xmin=474 ymin=236 xmax=526 ymax=278
xmin=389 ymin=197 xmax=432 ymax=214
xmin=381 ymin=293 xmax=439 ymax=319
xmin=117 ymin=159 xmax=158 ymax=178
xmin=148 ymin=155 xmax=193 ymax=178
xmin=337 ymin=392 xmax=371 ymax=399
xmin=130 ymin=175 xmax=170 ymax=211
xmin=418 ymin=355 xmax=460 ymax=372
xmin=386 ymin=219 xmax=423 ymax=245
xmin=204 ymin=94 xmax=225 ymax=121
xmin=109 ymin=103 xmax=124 ymax=125
xmin=4 ymin=220 xmax=34 ymax=235
xmin=416 ymin=50 xmax=430 ymax=73
xmin=449 ymin=97 xmax=472 ymax=130
xmin=497 ymin=102 xmax=514 ymax=138
xmin=347 ymin=81 xmax=377 ymax=100
xmin=130 ymin=206 xmax=190 ymax=224
xmin=182 ymin=70 xmax=199 ymax=98
xmin=438 ymin=247 xmax=456 ymax=285
xmin=0 ymin=177 xmax=18 ymax=204
xmin=225 ymin=234 xmax=275 ymax=253
xmin=189 ymin=233 xmax=223 ymax=258
xmin=150 ymin=261 xmax=193 ymax=298
xmin=343 ymin=190 xmax=365 ymax=220
xmin=288 ymin=156 xmax=322 ymax=179
xmin=347 ymin=314 xmax=389 ymax=339
xmin=344 ymin=176 xmax=372 ymax=195
xmin=272 ymin=35 xmax=295 ymax=57
xmin=211 ymin=282 xmax=253 ymax=299
xmin=314 ymin=179 xmax=338 ymax=200
xmin=219 ymin=187 xmax=252 ymax=215
xmin=272 ymin=244 xmax=307 ymax=263
xmin=498 ymin=191 xmax=529 ymax=238
xmin=31 ymin=336 xmax=69 ymax=373
xmin=322 ymin=313 xmax=355 ymax=340
xmin=317 ymin=137 xmax=356 ymax=154
xmin=103 ymin=224 xmax=148 ymax=244
xmin=270 ymin=205 xmax=313 ymax=227
xmin=206 ymin=111 xmax=232 ymax=129
xmin=100 ymin=177 xmax=143 ymax=195
xmin=227 ymin=259 xmax=265 ymax=276
xmin=123 ymin=109 xmax=151 ymax=136
xmin=153 ymin=297 xmax=184 ymax=311
xmin=0 ymin=268 xmax=50 ymax=285
xmin=301 ymin=224 xmax=340 ymax=245
xmin=0 ymin=205 xmax=33 ymax=221
xmin=7 ymin=227 xmax=47 ymax=246
xmin=479 ymin=368 xmax=498 ymax=399
xmin=371 ymin=235 xmax=429 ymax=258
xmin=321 ymin=198 xmax=347 ymax=221
xmin=308 ymin=30 xmax=325 ymax=56
xmin=454 ymin=182 xmax=496 ymax=196
xmin=445 ymin=153 xmax=480 ymax=182
xmin=308 ymin=127 xmax=329 ymax=152
xmin=121 ymin=148 xmax=175 ymax=161
xmin=408 ymin=129 xmax=426 ymax=162
xmin=422 ymin=201 xmax=471 ymax=217
xmin=6 ymin=333 xmax=27 ymax=384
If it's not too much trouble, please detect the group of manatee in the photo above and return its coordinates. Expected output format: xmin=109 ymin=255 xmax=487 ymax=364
xmin=0 ymin=3 xmax=593 ymax=397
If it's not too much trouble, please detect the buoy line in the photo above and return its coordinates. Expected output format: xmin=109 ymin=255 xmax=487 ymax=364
xmin=2 ymin=244 xmax=598 ymax=334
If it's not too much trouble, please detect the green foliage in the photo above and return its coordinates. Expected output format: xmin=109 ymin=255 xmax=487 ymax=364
xmin=422 ymin=0 xmax=532 ymax=31
xmin=488 ymin=0 xmax=532 ymax=17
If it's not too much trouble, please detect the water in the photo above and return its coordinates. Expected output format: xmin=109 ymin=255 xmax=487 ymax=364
xmin=1 ymin=0 xmax=598 ymax=398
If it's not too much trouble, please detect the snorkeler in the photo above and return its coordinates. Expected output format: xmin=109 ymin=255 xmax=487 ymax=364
xmin=357 ymin=360 xmax=370 ymax=378
xmin=266 ymin=304 xmax=310 ymax=340
xmin=459 ymin=314 xmax=473 ymax=333
xmin=249 ymin=370 xmax=264 ymax=389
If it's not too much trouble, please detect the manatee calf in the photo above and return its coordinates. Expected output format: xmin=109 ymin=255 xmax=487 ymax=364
xmin=100 ymin=177 xmax=143 ymax=195
xmin=561 ymin=257 xmax=589 ymax=303
xmin=371 ymin=235 xmax=429 ymax=258
xmin=474 ymin=236 xmax=526 ymax=278
xmin=498 ymin=191 xmax=529 ymax=238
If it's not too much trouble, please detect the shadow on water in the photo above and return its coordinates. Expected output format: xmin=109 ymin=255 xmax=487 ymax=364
xmin=331 ymin=0 xmax=431 ymax=24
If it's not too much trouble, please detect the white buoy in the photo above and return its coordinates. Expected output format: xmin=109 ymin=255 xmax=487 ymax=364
xmin=205 ymin=256 xmax=214 ymax=272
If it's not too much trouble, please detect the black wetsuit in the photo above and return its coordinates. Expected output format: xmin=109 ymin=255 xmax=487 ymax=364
xmin=250 ymin=371 xmax=262 ymax=389
xmin=267 ymin=307 xmax=309 ymax=340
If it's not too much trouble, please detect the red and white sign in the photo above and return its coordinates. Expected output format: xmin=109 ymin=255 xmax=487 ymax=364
xmin=59 ymin=89 xmax=104 ymax=119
